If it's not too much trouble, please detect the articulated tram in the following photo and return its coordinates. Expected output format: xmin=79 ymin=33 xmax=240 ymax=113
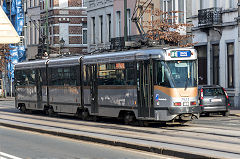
xmin=15 ymin=48 xmax=201 ymax=124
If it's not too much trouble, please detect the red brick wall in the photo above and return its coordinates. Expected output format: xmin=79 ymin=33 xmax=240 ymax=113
xmin=68 ymin=0 xmax=82 ymax=7
xmin=69 ymin=26 xmax=82 ymax=34
xmin=69 ymin=36 xmax=82 ymax=44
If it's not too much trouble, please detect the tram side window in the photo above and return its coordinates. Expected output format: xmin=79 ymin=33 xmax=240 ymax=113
xmin=50 ymin=66 xmax=78 ymax=86
xmin=83 ymin=65 xmax=91 ymax=86
xmin=154 ymin=61 xmax=171 ymax=88
xmin=40 ymin=68 xmax=47 ymax=85
xmin=98 ymin=62 xmax=135 ymax=85
xmin=15 ymin=69 xmax=36 ymax=86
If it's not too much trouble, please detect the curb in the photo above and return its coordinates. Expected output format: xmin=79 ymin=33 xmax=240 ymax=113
xmin=230 ymin=114 xmax=240 ymax=117
xmin=0 ymin=122 xmax=220 ymax=159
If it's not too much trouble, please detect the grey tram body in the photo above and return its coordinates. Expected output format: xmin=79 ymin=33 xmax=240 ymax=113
xmin=15 ymin=48 xmax=201 ymax=122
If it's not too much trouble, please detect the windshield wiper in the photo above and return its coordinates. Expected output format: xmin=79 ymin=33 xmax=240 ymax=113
xmin=184 ymin=77 xmax=189 ymax=90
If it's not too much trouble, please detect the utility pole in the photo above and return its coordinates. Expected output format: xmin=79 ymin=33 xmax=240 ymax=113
xmin=45 ymin=0 xmax=49 ymax=55
xmin=124 ymin=0 xmax=128 ymax=42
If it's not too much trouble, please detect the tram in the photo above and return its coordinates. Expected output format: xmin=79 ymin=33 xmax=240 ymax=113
xmin=14 ymin=48 xmax=201 ymax=124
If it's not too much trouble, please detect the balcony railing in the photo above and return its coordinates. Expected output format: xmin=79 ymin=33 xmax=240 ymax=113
xmin=110 ymin=35 xmax=142 ymax=50
xmin=198 ymin=7 xmax=222 ymax=27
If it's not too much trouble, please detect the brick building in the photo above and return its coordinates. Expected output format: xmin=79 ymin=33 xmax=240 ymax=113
xmin=37 ymin=0 xmax=87 ymax=59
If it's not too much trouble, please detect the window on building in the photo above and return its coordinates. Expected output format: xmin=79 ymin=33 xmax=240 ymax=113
xmin=33 ymin=20 xmax=36 ymax=45
xmin=37 ymin=20 xmax=40 ymax=44
xmin=28 ymin=21 xmax=31 ymax=45
xmin=116 ymin=11 xmax=121 ymax=37
xmin=163 ymin=0 xmax=175 ymax=23
xmin=229 ymin=0 xmax=235 ymax=8
xmin=214 ymin=0 xmax=218 ymax=7
xmin=149 ymin=4 xmax=154 ymax=26
xmin=30 ymin=21 xmax=33 ymax=45
xmin=50 ymin=0 xmax=53 ymax=8
xmin=99 ymin=15 xmax=103 ymax=43
xmin=195 ymin=45 xmax=207 ymax=85
xmin=107 ymin=14 xmax=111 ymax=42
xmin=83 ymin=29 xmax=87 ymax=44
xmin=178 ymin=0 xmax=184 ymax=23
xmin=41 ymin=0 xmax=45 ymax=10
xmin=200 ymin=0 xmax=204 ymax=9
xmin=172 ymin=0 xmax=175 ymax=23
xmin=91 ymin=17 xmax=95 ymax=44
xmin=227 ymin=42 xmax=234 ymax=88
xmin=168 ymin=0 xmax=173 ymax=23
xmin=127 ymin=9 xmax=131 ymax=36
xmin=163 ymin=0 xmax=167 ymax=19
xmin=212 ymin=44 xmax=219 ymax=85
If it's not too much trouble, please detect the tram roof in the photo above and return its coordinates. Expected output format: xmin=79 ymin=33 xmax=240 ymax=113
xmin=47 ymin=56 xmax=81 ymax=67
xmin=15 ymin=59 xmax=48 ymax=70
xmin=83 ymin=48 xmax=166 ymax=64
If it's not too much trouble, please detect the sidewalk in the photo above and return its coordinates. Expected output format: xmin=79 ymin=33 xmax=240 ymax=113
xmin=230 ymin=109 xmax=240 ymax=117
xmin=0 ymin=97 xmax=15 ymax=101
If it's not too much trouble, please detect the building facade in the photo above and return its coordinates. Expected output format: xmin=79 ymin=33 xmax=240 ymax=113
xmin=191 ymin=0 xmax=240 ymax=107
xmin=25 ymin=0 xmax=87 ymax=59
xmin=25 ymin=0 xmax=41 ymax=60
xmin=86 ymin=0 xmax=114 ymax=53
xmin=86 ymin=0 xmax=189 ymax=53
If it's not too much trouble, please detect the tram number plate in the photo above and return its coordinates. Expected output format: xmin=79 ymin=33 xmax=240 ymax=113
xmin=183 ymin=102 xmax=189 ymax=106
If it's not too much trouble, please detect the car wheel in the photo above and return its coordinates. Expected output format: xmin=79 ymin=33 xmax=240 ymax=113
xmin=222 ymin=111 xmax=229 ymax=117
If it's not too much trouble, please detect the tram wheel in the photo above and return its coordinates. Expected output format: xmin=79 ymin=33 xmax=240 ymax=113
xmin=47 ymin=107 xmax=55 ymax=117
xmin=20 ymin=105 xmax=27 ymax=113
xmin=222 ymin=111 xmax=229 ymax=117
xmin=82 ymin=110 xmax=89 ymax=120
xmin=139 ymin=120 xmax=149 ymax=127
xmin=124 ymin=113 xmax=135 ymax=125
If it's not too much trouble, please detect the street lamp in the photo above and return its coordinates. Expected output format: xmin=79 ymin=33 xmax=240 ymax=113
xmin=59 ymin=38 xmax=65 ymax=55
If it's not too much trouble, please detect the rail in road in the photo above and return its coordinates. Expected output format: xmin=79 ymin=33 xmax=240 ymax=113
xmin=0 ymin=111 xmax=240 ymax=159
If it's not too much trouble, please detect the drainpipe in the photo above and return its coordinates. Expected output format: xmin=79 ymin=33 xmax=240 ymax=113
xmin=124 ymin=0 xmax=128 ymax=42
xmin=238 ymin=0 xmax=240 ymax=107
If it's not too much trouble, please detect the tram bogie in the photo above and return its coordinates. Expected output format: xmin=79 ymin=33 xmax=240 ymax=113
xmin=15 ymin=48 xmax=201 ymax=124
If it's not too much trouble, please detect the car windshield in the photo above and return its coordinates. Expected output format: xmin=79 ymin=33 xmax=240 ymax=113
xmin=154 ymin=60 xmax=197 ymax=88
xmin=203 ymin=88 xmax=225 ymax=96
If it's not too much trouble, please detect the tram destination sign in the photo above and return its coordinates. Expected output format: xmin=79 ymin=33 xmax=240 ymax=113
xmin=170 ymin=51 xmax=191 ymax=58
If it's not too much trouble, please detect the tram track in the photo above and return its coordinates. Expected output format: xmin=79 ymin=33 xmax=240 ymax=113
xmin=1 ymin=116 xmax=240 ymax=158
xmin=1 ymin=111 xmax=240 ymax=139
xmin=1 ymin=111 xmax=240 ymax=158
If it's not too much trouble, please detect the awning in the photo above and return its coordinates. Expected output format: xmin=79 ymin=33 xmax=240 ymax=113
xmin=0 ymin=6 xmax=20 ymax=44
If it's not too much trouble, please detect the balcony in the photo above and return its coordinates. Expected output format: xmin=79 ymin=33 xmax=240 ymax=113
xmin=110 ymin=35 xmax=142 ymax=50
xmin=198 ymin=7 xmax=222 ymax=28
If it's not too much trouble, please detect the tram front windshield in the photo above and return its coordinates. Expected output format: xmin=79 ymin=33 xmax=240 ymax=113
xmin=155 ymin=60 xmax=197 ymax=88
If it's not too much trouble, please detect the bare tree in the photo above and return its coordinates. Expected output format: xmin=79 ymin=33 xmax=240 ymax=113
xmin=132 ymin=1 xmax=196 ymax=47
xmin=0 ymin=45 xmax=11 ymax=72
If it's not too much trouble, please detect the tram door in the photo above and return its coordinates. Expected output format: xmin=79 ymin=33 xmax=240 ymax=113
xmin=36 ymin=69 xmax=42 ymax=109
xmin=137 ymin=60 xmax=154 ymax=118
xmin=90 ymin=65 xmax=98 ymax=114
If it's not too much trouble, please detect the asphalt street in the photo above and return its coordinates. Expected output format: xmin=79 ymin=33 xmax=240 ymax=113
xmin=1 ymin=99 xmax=240 ymax=159
xmin=0 ymin=126 xmax=175 ymax=159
